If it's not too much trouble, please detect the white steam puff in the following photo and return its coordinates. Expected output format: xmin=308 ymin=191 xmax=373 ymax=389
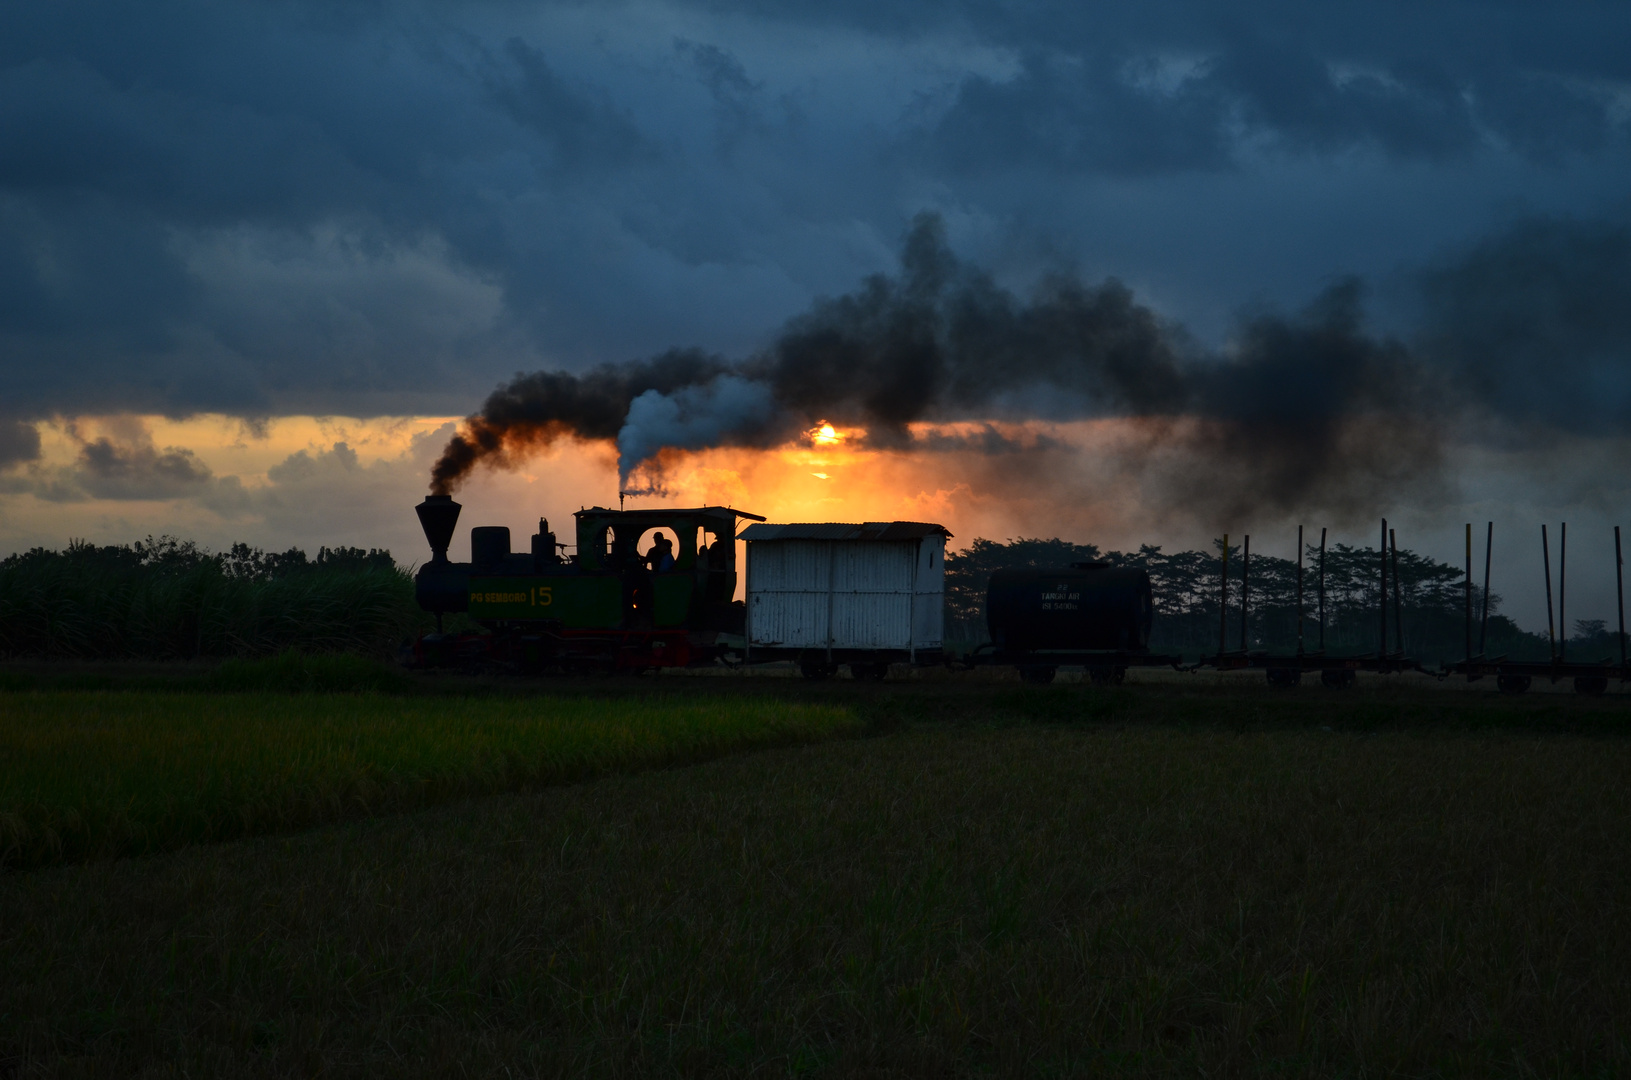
xmin=616 ymin=375 xmax=777 ymax=483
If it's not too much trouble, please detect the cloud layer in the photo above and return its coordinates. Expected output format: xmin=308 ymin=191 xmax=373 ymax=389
xmin=2 ymin=0 xmax=1628 ymax=424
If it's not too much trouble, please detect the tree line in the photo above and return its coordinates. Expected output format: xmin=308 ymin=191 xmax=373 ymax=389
xmin=0 ymin=537 xmax=419 ymax=660
xmin=4 ymin=531 xmax=1614 ymax=667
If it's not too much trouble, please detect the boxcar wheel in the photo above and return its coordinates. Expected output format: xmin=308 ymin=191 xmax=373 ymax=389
xmin=1497 ymin=674 xmax=1531 ymax=695
xmin=1320 ymin=669 xmax=1356 ymax=690
xmin=1019 ymin=665 xmax=1056 ymax=685
xmin=1574 ymin=675 xmax=1608 ymax=696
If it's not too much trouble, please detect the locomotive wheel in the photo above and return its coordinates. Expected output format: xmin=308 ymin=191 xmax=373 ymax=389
xmin=1019 ymin=665 xmax=1056 ymax=685
xmin=1266 ymin=668 xmax=1301 ymax=689
xmin=850 ymin=662 xmax=888 ymax=682
xmin=1497 ymin=674 xmax=1531 ymax=695
xmin=1320 ymin=669 xmax=1356 ymax=690
xmin=1574 ymin=675 xmax=1608 ymax=696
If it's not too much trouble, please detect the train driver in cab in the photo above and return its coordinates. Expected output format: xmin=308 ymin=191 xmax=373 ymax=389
xmin=646 ymin=533 xmax=676 ymax=572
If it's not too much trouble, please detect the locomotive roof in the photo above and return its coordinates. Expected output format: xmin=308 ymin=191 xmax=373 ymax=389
xmin=738 ymin=521 xmax=951 ymax=542
xmin=575 ymin=505 xmax=766 ymax=523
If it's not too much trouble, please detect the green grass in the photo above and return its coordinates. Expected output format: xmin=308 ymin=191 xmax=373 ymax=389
xmin=0 ymin=650 xmax=429 ymax=695
xmin=0 ymin=690 xmax=858 ymax=868
xmin=2 ymin=677 xmax=1630 ymax=1076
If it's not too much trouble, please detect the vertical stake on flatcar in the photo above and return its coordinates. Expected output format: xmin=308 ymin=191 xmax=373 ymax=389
xmin=1464 ymin=523 xmax=1473 ymax=665
xmin=1558 ymin=522 xmax=1567 ymax=663
xmin=1379 ymin=519 xmax=1389 ymax=658
xmin=1480 ymin=522 xmax=1493 ymax=657
xmin=1318 ymin=528 xmax=1327 ymax=653
xmin=1296 ymin=525 xmax=1305 ymax=656
xmin=1616 ymin=525 xmax=1626 ymax=671
xmin=1390 ymin=529 xmax=1403 ymax=660
xmin=1542 ymin=524 xmax=1556 ymax=663
xmin=1240 ymin=535 xmax=1251 ymax=654
xmin=1218 ymin=534 xmax=1229 ymax=656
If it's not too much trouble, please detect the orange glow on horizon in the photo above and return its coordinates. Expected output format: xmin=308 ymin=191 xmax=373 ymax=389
xmin=0 ymin=410 xmax=1174 ymax=562
xmin=610 ymin=417 xmax=1166 ymax=545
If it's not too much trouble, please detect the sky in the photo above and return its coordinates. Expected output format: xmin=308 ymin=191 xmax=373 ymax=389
xmin=2 ymin=0 xmax=1630 ymax=632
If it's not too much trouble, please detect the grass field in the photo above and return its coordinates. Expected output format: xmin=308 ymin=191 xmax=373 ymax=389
xmin=2 ymin=673 xmax=1629 ymax=1077
xmin=0 ymin=686 xmax=858 ymax=868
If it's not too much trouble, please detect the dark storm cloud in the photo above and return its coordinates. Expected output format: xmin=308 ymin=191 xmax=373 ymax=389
xmin=0 ymin=2 xmax=661 ymax=418
xmin=0 ymin=419 xmax=40 ymax=468
xmin=1211 ymin=43 xmax=1480 ymax=160
xmin=927 ymin=50 xmax=1235 ymax=177
xmin=0 ymin=0 xmax=1628 ymax=425
xmin=1420 ymin=217 xmax=1631 ymax=435
xmin=75 ymin=438 xmax=216 ymax=501
xmin=488 ymin=39 xmax=656 ymax=172
xmin=4 ymin=422 xmax=243 ymax=504
xmin=674 ymin=39 xmax=773 ymax=152
xmin=926 ymin=11 xmax=1629 ymax=176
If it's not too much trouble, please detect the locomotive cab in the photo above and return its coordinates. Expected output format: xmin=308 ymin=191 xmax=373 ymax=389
xmin=569 ymin=506 xmax=756 ymax=632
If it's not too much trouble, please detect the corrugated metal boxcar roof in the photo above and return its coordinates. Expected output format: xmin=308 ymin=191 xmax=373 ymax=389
xmin=739 ymin=521 xmax=952 ymax=542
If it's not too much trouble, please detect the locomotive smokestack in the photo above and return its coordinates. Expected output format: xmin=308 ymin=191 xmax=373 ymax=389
xmin=416 ymin=494 xmax=461 ymax=565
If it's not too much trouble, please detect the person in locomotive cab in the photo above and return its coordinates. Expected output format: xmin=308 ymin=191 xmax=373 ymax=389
xmin=646 ymin=534 xmax=676 ymax=572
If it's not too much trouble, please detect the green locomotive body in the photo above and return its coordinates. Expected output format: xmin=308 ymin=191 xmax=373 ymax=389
xmin=413 ymin=496 xmax=762 ymax=671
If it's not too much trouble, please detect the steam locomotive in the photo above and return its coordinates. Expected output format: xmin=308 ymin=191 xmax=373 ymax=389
xmin=412 ymin=494 xmax=762 ymax=672
xmin=409 ymin=494 xmax=1157 ymax=678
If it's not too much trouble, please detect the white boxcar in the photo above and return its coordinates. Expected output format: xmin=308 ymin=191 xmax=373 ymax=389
xmin=740 ymin=522 xmax=950 ymax=663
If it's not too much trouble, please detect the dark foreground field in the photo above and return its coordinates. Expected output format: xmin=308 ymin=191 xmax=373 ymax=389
xmin=3 ymin=671 xmax=1629 ymax=1077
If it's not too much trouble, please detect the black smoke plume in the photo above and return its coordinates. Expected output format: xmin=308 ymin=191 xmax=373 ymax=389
xmin=432 ymin=212 xmax=1445 ymax=517
xmin=430 ymin=349 xmax=730 ymax=494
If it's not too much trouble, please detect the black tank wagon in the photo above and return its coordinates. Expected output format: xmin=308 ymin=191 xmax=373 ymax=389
xmin=964 ymin=561 xmax=1178 ymax=684
xmin=987 ymin=563 xmax=1153 ymax=652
